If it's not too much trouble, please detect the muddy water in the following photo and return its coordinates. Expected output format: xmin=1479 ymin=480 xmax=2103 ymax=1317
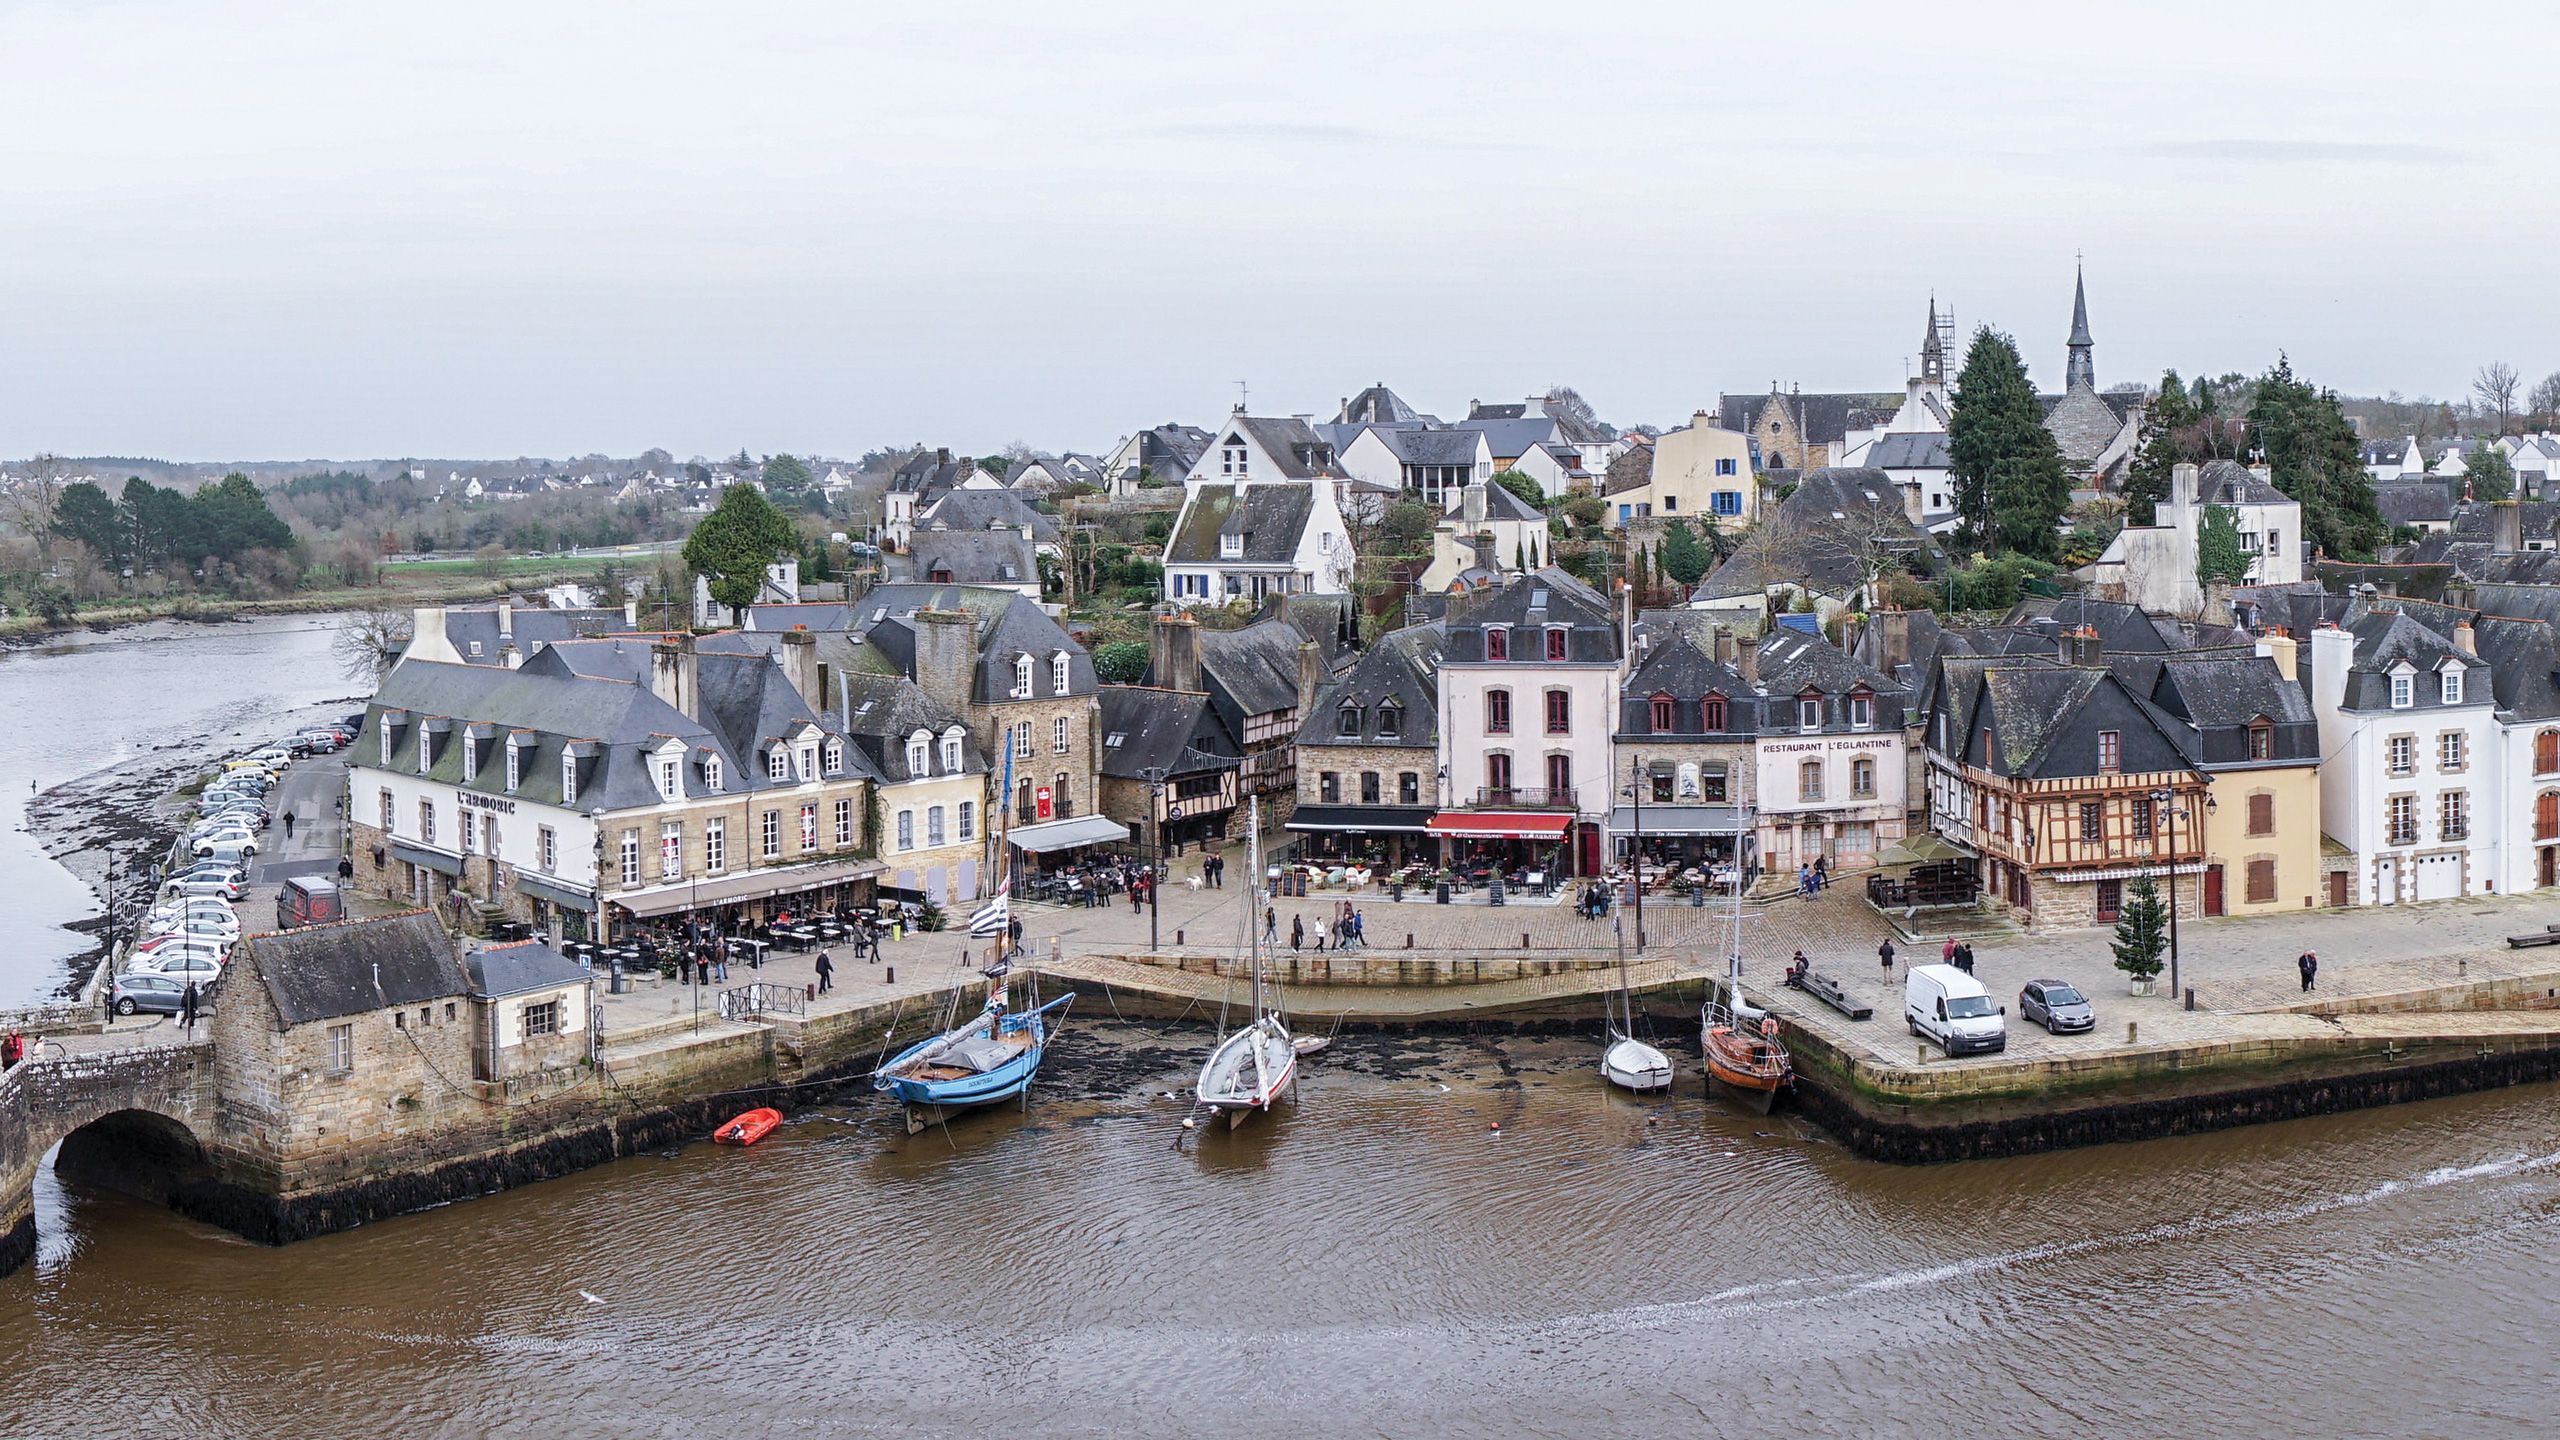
xmin=7 ymin=1025 xmax=2554 ymax=1438
xmin=0 ymin=615 xmax=358 ymax=1000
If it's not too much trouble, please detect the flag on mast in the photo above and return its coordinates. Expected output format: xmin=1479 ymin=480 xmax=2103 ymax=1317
xmin=969 ymin=880 xmax=1011 ymax=938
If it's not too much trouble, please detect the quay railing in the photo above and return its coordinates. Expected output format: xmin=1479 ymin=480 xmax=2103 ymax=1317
xmin=717 ymin=983 xmax=808 ymax=1021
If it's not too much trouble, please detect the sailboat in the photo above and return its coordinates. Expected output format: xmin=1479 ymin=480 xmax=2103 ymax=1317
xmin=1601 ymin=945 xmax=1674 ymax=1093
xmin=1196 ymin=800 xmax=1295 ymax=1129
xmin=1700 ymin=810 xmax=1791 ymax=1113
xmin=874 ymin=745 xmax=1073 ymax=1135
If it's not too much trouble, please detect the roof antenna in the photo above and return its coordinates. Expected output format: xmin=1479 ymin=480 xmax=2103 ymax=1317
xmin=1234 ymin=380 xmax=1249 ymax=414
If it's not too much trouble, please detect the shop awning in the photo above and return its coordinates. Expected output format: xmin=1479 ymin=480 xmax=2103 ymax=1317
xmin=609 ymin=856 xmax=888 ymax=918
xmin=391 ymin=840 xmax=464 ymax=877
xmin=1008 ymin=815 xmax=1130 ymax=853
xmin=1425 ymin=811 xmax=1575 ymax=839
xmin=1606 ymin=805 xmax=1742 ymax=837
xmin=1876 ymin=833 xmax=1968 ymax=868
xmin=513 ymin=872 xmax=596 ymax=914
xmin=1286 ymin=804 xmax=1437 ymax=833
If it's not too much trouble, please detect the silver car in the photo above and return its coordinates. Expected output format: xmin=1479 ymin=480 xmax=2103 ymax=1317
xmin=2019 ymin=978 xmax=2096 ymax=1034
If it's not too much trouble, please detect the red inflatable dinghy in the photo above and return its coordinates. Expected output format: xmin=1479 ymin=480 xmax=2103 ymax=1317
xmin=714 ymin=1107 xmax=782 ymax=1145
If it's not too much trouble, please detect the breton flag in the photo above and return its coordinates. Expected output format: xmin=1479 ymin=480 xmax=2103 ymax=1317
xmin=968 ymin=881 xmax=1011 ymax=938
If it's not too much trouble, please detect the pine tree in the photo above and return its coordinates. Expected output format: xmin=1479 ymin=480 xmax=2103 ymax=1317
xmin=2466 ymin=445 xmax=2516 ymax=502
xmin=1658 ymin=517 xmax=1711 ymax=586
xmin=2249 ymin=356 xmax=2387 ymax=561
xmin=2196 ymin=505 xmax=2248 ymax=586
xmin=1949 ymin=327 xmax=2071 ymax=558
xmin=2124 ymin=369 xmax=2195 ymax=525
xmin=2111 ymin=875 xmax=2169 ymax=985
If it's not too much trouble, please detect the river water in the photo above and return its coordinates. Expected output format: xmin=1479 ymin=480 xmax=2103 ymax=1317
xmin=0 ymin=615 xmax=358 ymax=1002
xmin=8 ymin=624 xmax=2559 ymax=1438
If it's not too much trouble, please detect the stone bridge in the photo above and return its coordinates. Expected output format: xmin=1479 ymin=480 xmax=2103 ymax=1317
xmin=1 ymin=1037 xmax=217 ymax=1277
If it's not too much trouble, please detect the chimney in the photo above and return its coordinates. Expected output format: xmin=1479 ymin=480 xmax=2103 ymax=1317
xmin=1295 ymin=639 xmax=1323 ymax=718
xmin=497 ymin=597 xmax=513 ymax=640
xmin=2257 ymin=630 xmax=2298 ymax=683
xmin=1714 ymin=625 xmax=1737 ymax=668
xmin=2060 ymin=624 xmax=2102 ymax=667
xmin=2170 ymin=463 xmax=2200 ymax=520
xmin=779 ymin=628 xmax=820 ymax=707
xmin=1737 ymin=633 xmax=1760 ymax=686
xmin=649 ymin=636 xmax=701 ymax=720
xmin=1878 ymin=608 xmax=1912 ymax=675
xmin=2454 ymin=620 xmax=2477 ymax=656
xmin=2494 ymin=499 xmax=2522 ymax=556
xmin=623 ymin=597 xmax=639 ymax=627
xmin=1150 ymin=610 xmax=1203 ymax=694
xmin=1460 ymin=482 xmax=1487 ymax=524
xmin=935 ymin=447 xmax=950 ymax=466
xmin=403 ymin=605 xmax=460 ymax=665
xmin=2201 ymin=581 xmax=2235 ymax=628
xmin=1469 ymin=532 xmax=1499 ymax=572
xmin=1901 ymin=481 xmax=1925 ymax=527
xmin=912 ymin=608 xmax=977 ymax=721
xmin=2249 ymin=463 xmax=2274 ymax=485
xmin=499 ymin=643 xmax=521 ymax=670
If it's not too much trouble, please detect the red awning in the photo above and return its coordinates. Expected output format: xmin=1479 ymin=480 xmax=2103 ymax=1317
xmin=1425 ymin=811 xmax=1575 ymax=839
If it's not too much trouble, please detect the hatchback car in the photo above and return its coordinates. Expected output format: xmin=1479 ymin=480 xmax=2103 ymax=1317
xmin=190 ymin=834 xmax=260 ymax=861
xmin=130 ymin=949 xmax=224 ymax=981
xmin=2019 ymin=978 xmax=2096 ymax=1034
xmin=140 ymin=914 xmax=239 ymax=942
xmin=110 ymin=971 xmax=190 ymax=1016
xmin=164 ymin=875 xmax=245 ymax=901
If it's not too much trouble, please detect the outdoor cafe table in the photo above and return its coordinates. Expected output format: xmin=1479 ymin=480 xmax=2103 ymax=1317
xmin=725 ymin=936 xmax=770 ymax=970
xmin=771 ymin=925 xmax=818 ymax=951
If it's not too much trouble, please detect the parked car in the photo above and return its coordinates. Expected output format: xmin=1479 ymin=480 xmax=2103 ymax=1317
xmin=190 ymin=834 xmax=260 ymax=861
xmin=164 ymin=874 xmax=245 ymax=901
xmin=142 ymin=905 xmax=237 ymax=934
xmin=276 ymin=875 xmax=344 ymax=930
xmin=138 ymin=925 xmax=237 ymax=953
xmin=1906 ymin=963 xmax=2007 ymax=1056
xmin=110 ymin=971 xmax=190 ymax=1016
xmin=166 ymin=862 xmax=245 ymax=887
xmin=246 ymin=746 xmax=293 ymax=766
xmin=129 ymin=949 xmax=224 ymax=980
xmin=2019 ymin=979 xmax=2096 ymax=1035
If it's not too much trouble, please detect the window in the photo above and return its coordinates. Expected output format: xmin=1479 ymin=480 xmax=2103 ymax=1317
xmin=940 ymin=732 xmax=963 ymax=773
xmin=2097 ymin=730 xmax=2122 ymax=773
xmin=522 ymin=1000 xmax=560 ymax=1038
xmin=823 ymin=738 xmax=843 ymax=774
xmin=762 ymin=810 xmax=782 ymax=859
xmin=2440 ymin=790 xmax=2469 ymax=842
xmin=2247 ymin=792 xmax=2275 ymax=837
xmin=657 ymin=756 xmax=681 ymax=802
xmin=1219 ymin=531 xmax=1243 ymax=558
xmin=539 ymin=825 xmax=557 ymax=873
xmin=1053 ymin=653 xmax=1072 ymax=693
xmin=1703 ymin=765 xmax=1729 ymax=803
xmin=1045 ymin=715 xmax=1069 ymax=756
xmin=1398 ymin=772 xmax=1419 ymax=804
xmin=798 ymin=743 xmax=817 ymax=781
xmin=2538 ymin=730 xmax=2560 ymax=776
xmin=2537 ymin=791 xmax=2559 ymax=842
xmin=1320 ymin=771 xmax=1340 ymax=803
xmin=767 ymin=748 xmax=790 ymax=782
xmin=1849 ymin=694 xmax=1874 ymax=729
xmin=2442 ymin=668 xmax=2463 ymax=705
xmin=1652 ymin=770 xmax=1674 ymax=802
xmin=379 ymin=789 xmax=394 ymax=832
xmin=326 ymin=1023 xmax=353 ymax=1074
xmin=1798 ymin=697 xmax=1822 ymax=730
xmin=2247 ymin=721 xmax=2273 ymax=762
xmin=1485 ymin=627 xmax=1508 ymax=661
xmin=505 ymin=743 xmax=521 ymax=793
xmin=704 ymin=755 xmax=723 ymax=792
xmin=1715 ymin=457 xmax=1738 ymax=477
xmin=705 ymin=818 xmax=726 ymax=873
xmin=2439 ymin=732 xmax=2466 ymax=770
xmin=1799 ymin=760 xmax=1824 ymax=803
xmin=1704 ymin=695 xmax=1727 ymax=731
xmin=2390 ymin=673 xmax=2413 ymax=709
xmin=418 ymin=799 xmax=436 ymax=846
xmin=379 ymin=724 xmax=393 ymax=767
xmin=2095 ymin=879 xmax=2123 ymax=923
xmin=2080 ymin=802 xmax=2103 ymax=840
xmin=1711 ymin=490 xmax=1743 ymax=516
xmin=907 ymin=733 xmax=930 ymax=775
xmin=2130 ymin=796 xmax=2153 ymax=839
xmin=926 ymin=805 xmax=946 ymax=846
xmin=1486 ymin=753 xmax=1512 ymax=794
xmin=660 ymin=821 xmax=682 ymax=879
xmin=800 ymin=803 xmax=819 ymax=850
xmin=1647 ymin=694 xmax=1676 ymax=732
xmin=1377 ymin=703 xmax=1402 ymax=738
xmin=959 ymin=801 xmax=976 ymax=841
xmin=1544 ymin=628 xmax=1568 ymax=661
xmin=1545 ymin=752 xmax=1572 ymax=797
xmin=2387 ymin=794 xmax=2418 ymax=846
xmin=1360 ymin=772 xmax=1380 ymax=804
xmin=1221 ymin=443 xmax=1248 ymax=477
xmin=1486 ymin=689 xmax=1512 ymax=734
xmin=1012 ymin=655 xmax=1034 ymax=698
xmin=1545 ymin=689 xmax=1571 ymax=734
xmin=459 ymin=812 xmax=476 ymax=855
xmin=2246 ymin=858 xmax=2277 ymax=904
xmin=1012 ymin=723 xmax=1032 ymax=760
xmin=835 ymin=798 xmax=854 ymax=847
xmin=2387 ymin=736 xmax=2415 ymax=776
xmin=1851 ymin=757 xmax=1876 ymax=798
xmin=1662 ymin=495 xmax=1678 ymax=512
xmin=1337 ymin=704 xmax=1362 ymax=737
xmin=619 ymin=830 xmax=640 ymax=887
xmin=1055 ymin=772 xmax=1072 ymax=816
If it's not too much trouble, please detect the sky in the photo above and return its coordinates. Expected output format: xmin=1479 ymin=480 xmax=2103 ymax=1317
xmin=3 ymin=0 xmax=2552 ymax=463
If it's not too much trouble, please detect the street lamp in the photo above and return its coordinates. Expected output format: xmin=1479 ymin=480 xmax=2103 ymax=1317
xmin=2150 ymin=786 xmax=2181 ymax=1002
xmin=1140 ymin=764 xmax=1169 ymax=953
xmin=1620 ymin=755 xmax=1646 ymax=951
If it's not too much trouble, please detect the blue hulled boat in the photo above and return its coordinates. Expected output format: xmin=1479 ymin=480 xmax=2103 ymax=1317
xmin=873 ymin=971 xmax=1072 ymax=1134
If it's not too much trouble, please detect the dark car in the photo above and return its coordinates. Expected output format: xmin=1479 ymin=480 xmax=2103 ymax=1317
xmin=2019 ymin=978 xmax=2096 ymax=1034
xmin=110 ymin=971 xmax=191 ymax=1016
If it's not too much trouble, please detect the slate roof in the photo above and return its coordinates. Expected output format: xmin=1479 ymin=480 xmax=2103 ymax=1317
xmin=1378 ymin=426 xmax=1487 ymax=466
xmin=1601 ymin=445 xmax=1654 ymax=497
xmin=435 ymin=605 xmax=636 ymax=664
xmin=2231 ymin=581 xmax=2355 ymax=637
xmin=2043 ymin=385 xmax=2132 ymax=464
xmin=1442 ymin=567 xmax=1619 ymax=663
xmin=1694 ymin=467 xmax=1939 ymax=601
xmin=2153 ymin=655 xmax=2315 ymax=729
xmin=2198 ymin=460 xmax=2288 ymax=506
xmin=918 ymin=489 xmax=1061 ymax=544
xmin=860 ymin=591 xmax=1092 ymax=704
xmin=1232 ymin=416 xmax=1344 ymax=478
xmin=1975 ymin=666 xmax=2108 ymax=774
xmin=1715 ymin=392 xmax=1900 ymax=447
xmin=2362 ymin=438 xmax=2416 ymax=465
xmin=1618 ymin=629 xmax=1757 ymax=736
xmin=892 ymin=450 xmax=968 ymax=493
xmin=1338 ymin=384 xmax=1427 ymax=425
xmin=1097 ymin=687 xmax=1239 ymax=780
xmin=835 ymin=672 xmax=982 ymax=783
xmin=1300 ymin=622 xmax=1443 ymax=749
xmin=2376 ymin=485 xmax=2454 ymax=526
xmin=1164 ymin=482 xmax=1318 ymax=566
xmin=909 ymin=528 xmax=1038 ymax=587
xmin=2332 ymin=610 xmax=2487 ymax=712
xmin=1191 ymin=619 xmax=1306 ymax=720
xmin=2470 ymin=610 xmax=2560 ymax=720
xmin=1477 ymin=480 xmax=1544 ymax=522
xmin=464 ymin=941 xmax=590 ymax=1000
xmin=1755 ymin=627 xmax=1902 ymax=702
xmin=247 ymin=912 xmax=469 ymax=1027
xmin=1865 ymin=432 xmax=1952 ymax=469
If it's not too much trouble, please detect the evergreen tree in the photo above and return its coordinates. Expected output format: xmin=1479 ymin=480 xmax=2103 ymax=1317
xmin=1628 ymin=541 xmax=1652 ymax=602
xmin=2196 ymin=505 xmax=2249 ymax=585
xmin=51 ymin=481 xmax=125 ymax=562
xmin=2123 ymin=369 xmax=2195 ymax=525
xmin=2249 ymin=356 xmax=2386 ymax=560
xmin=1657 ymin=517 xmax=1711 ymax=586
xmin=683 ymin=483 xmax=798 ymax=613
xmin=1949 ymin=327 xmax=2071 ymax=558
xmin=2466 ymin=445 xmax=2516 ymax=502
xmin=1492 ymin=469 xmax=1547 ymax=514
xmin=2111 ymin=875 xmax=2169 ymax=984
xmin=760 ymin=453 xmax=814 ymax=494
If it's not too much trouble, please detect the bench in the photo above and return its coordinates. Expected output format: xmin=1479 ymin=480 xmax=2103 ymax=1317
xmin=2505 ymin=930 xmax=2560 ymax=948
xmin=1788 ymin=967 xmax=1874 ymax=1020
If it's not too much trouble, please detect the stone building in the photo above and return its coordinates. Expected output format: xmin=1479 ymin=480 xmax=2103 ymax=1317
xmin=1096 ymin=685 xmax=1242 ymax=854
xmin=462 ymin=940 xmax=595 ymax=1083
xmin=835 ymin=672 xmax=992 ymax=908
xmin=1748 ymin=627 xmax=1911 ymax=876
xmin=1716 ymin=387 xmax=1898 ymax=474
xmin=1612 ymin=621 xmax=1761 ymax=867
xmin=1289 ymin=621 xmax=1446 ymax=866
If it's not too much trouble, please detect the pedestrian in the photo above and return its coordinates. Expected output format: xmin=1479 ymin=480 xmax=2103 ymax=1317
xmin=3 ymin=1031 xmax=21 ymax=1068
xmin=1942 ymin=936 xmax=1957 ymax=965
xmin=814 ymin=950 xmax=835 ymax=994
xmin=1129 ymin=879 xmax=1143 ymax=913
xmin=1879 ymin=938 xmax=1896 ymax=984
xmin=1311 ymin=916 xmax=1329 ymax=951
xmin=1813 ymin=854 xmax=1828 ymax=889
xmin=337 ymin=856 xmax=354 ymax=880
xmin=2299 ymin=950 xmax=2318 ymax=993
xmin=1008 ymin=915 xmax=1024 ymax=949
xmin=1958 ymin=941 xmax=1976 ymax=975
xmin=1264 ymin=906 xmax=1279 ymax=945
xmin=282 ymin=811 xmax=296 ymax=839
xmin=1290 ymin=915 xmax=1304 ymax=951
xmin=180 ymin=978 xmax=201 ymax=1034
xmin=1351 ymin=909 xmax=1366 ymax=948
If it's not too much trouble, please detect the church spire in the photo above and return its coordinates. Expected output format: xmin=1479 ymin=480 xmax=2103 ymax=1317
xmin=2066 ymin=262 xmax=2095 ymax=390
xmin=1920 ymin=293 xmax=1945 ymax=383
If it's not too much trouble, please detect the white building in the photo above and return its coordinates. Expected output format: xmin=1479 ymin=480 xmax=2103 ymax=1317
xmin=1161 ymin=478 xmax=1354 ymax=604
xmin=2309 ymin=613 xmax=2498 ymax=904
xmin=1432 ymin=569 xmax=1622 ymax=878
xmin=2082 ymin=461 xmax=2300 ymax=613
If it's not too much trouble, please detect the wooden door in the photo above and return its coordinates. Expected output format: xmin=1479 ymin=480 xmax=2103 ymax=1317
xmin=2542 ymin=847 xmax=2556 ymax=889
xmin=2203 ymin=865 xmax=2225 ymax=917
xmin=2328 ymin=872 xmax=2350 ymax=906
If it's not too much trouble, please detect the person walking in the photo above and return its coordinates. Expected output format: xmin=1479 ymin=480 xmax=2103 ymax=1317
xmin=1941 ymin=936 xmax=1957 ymax=965
xmin=1956 ymin=941 xmax=1975 ymax=975
xmin=1878 ymin=937 xmax=1897 ymax=984
xmin=1290 ymin=915 xmax=1304 ymax=951
xmin=1264 ymin=906 xmax=1279 ymax=945
xmin=1812 ymin=854 xmax=1828 ymax=890
xmin=282 ymin=811 xmax=296 ymax=840
xmin=181 ymin=978 xmax=201 ymax=1036
xmin=1008 ymin=915 xmax=1025 ymax=950
xmin=2299 ymin=950 xmax=2318 ymax=993
xmin=1311 ymin=916 xmax=1329 ymax=951
xmin=814 ymin=950 xmax=835 ymax=994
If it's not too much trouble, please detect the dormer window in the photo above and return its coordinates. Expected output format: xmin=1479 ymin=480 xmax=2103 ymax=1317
xmin=940 ymin=729 xmax=965 ymax=773
xmin=1337 ymin=703 xmax=1362 ymax=737
xmin=1376 ymin=702 xmax=1402 ymax=738
xmin=462 ymin=735 xmax=479 ymax=776
xmin=823 ymin=737 xmax=844 ymax=774
xmin=1485 ymin=627 xmax=1508 ymax=661
xmin=768 ymin=747 xmax=791 ymax=782
xmin=1797 ymin=696 xmax=1823 ymax=730
xmin=380 ymin=723 xmax=393 ymax=767
xmin=2390 ymin=671 xmax=2414 ymax=709
xmin=1220 ymin=532 xmax=1244 ymax=558
xmin=2248 ymin=719 xmax=2274 ymax=761
xmin=504 ymin=741 xmax=521 ymax=793
xmin=1052 ymin=651 xmax=1071 ymax=693
xmin=1013 ymin=655 xmax=1034 ymax=699
xmin=1544 ymin=628 xmax=1568 ymax=661
xmin=797 ymin=742 xmax=818 ymax=780
xmin=1704 ymin=694 xmax=1728 ymax=731
xmin=1849 ymin=691 xmax=1875 ymax=729
xmin=907 ymin=731 xmax=931 ymax=776
xmin=2442 ymin=667 xmax=2463 ymax=705
xmin=656 ymin=756 xmax=681 ymax=802
xmin=1650 ymin=694 xmax=1675 ymax=733
xmin=561 ymin=752 xmax=579 ymax=804
xmin=704 ymin=754 xmax=723 ymax=792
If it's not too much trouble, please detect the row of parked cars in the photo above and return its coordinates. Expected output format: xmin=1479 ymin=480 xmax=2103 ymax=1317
xmin=1903 ymin=965 xmax=2098 ymax=1057
xmin=108 ymin=723 xmax=351 ymax=1017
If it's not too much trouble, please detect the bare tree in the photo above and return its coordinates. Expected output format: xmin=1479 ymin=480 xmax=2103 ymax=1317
xmin=2474 ymin=362 xmax=2522 ymax=434
xmin=1540 ymin=386 xmax=1616 ymax=440
xmin=334 ymin=602 xmax=412 ymax=682
xmin=0 ymin=453 xmax=68 ymax=539
xmin=2529 ymin=371 xmax=2560 ymax=431
xmin=1805 ymin=495 xmax=1925 ymax=611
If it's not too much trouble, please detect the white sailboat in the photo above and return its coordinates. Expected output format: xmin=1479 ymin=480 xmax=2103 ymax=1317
xmin=1601 ymin=943 xmax=1674 ymax=1092
xmin=1196 ymin=801 xmax=1296 ymax=1128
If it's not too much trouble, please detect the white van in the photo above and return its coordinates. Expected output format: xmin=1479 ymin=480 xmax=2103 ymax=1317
xmin=1906 ymin=963 xmax=2007 ymax=1055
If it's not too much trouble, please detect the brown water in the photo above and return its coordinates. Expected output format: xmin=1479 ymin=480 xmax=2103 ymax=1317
xmin=8 ymin=1025 xmax=2557 ymax=1439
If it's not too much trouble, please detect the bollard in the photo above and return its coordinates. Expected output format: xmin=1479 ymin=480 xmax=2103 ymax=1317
xmin=806 ymin=983 xmax=816 ymax=1001
xmin=1522 ymin=932 xmax=1530 ymax=950
xmin=2184 ymin=987 xmax=2195 ymax=1011
xmin=1917 ymin=1043 xmax=1928 ymax=1064
xmin=1176 ymin=928 xmax=1184 ymax=946
xmin=2126 ymin=1020 xmax=2138 ymax=1043
xmin=886 ymin=965 xmax=895 ymax=984
xmin=1405 ymin=933 xmax=1414 ymax=949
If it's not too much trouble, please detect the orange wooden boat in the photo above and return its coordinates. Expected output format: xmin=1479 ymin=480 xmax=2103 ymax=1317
xmin=714 ymin=1107 xmax=782 ymax=1145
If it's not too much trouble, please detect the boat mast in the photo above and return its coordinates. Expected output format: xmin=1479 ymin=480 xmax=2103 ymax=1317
xmin=1247 ymin=798 xmax=1265 ymax=1021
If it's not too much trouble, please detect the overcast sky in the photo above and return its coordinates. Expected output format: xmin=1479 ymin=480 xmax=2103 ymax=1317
xmin=3 ymin=0 xmax=2550 ymax=463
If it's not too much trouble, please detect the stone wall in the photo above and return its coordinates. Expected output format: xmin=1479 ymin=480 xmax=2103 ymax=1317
xmin=980 ymin=696 xmax=1100 ymax=821
xmin=1296 ymin=744 xmax=1435 ymax=809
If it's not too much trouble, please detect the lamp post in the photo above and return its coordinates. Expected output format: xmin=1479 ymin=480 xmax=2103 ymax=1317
xmin=1140 ymin=765 xmax=1169 ymax=953
xmin=2150 ymin=786 xmax=2181 ymax=1001
xmin=1621 ymin=756 xmax=1646 ymax=951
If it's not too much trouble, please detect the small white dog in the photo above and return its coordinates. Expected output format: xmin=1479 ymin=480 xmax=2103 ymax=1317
xmin=1186 ymin=875 xmax=1205 ymax=891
